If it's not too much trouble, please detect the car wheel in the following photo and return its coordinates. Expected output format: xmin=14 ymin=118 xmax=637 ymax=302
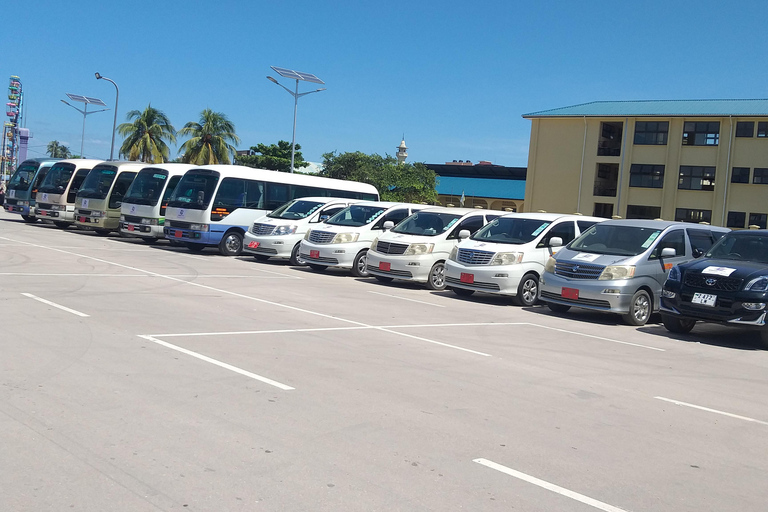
xmin=289 ymin=243 xmax=305 ymax=266
xmin=253 ymin=254 xmax=270 ymax=262
xmin=219 ymin=231 xmax=243 ymax=256
xmin=450 ymin=287 xmax=475 ymax=297
xmin=547 ymin=303 xmax=571 ymax=313
xmin=308 ymin=263 xmax=328 ymax=271
xmin=21 ymin=215 xmax=37 ymax=223
xmin=623 ymin=289 xmax=652 ymax=326
xmin=759 ymin=329 xmax=768 ymax=350
xmin=351 ymin=250 xmax=369 ymax=277
xmin=95 ymin=229 xmax=111 ymax=236
xmin=374 ymin=275 xmax=394 ymax=283
xmin=513 ymin=273 xmax=539 ymax=306
xmin=185 ymin=242 xmax=205 ymax=252
xmin=142 ymin=237 xmax=159 ymax=244
xmin=426 ymin=262 xmax=446 ymax=290
xmin=53 ymin=221 xmax=70 ymax=229
xmin=660 ymin=314 xmax=696 ymax=334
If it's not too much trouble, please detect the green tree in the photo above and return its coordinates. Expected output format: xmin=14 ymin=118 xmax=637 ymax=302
xmin=117 ymin=104 xmax=176 ymax=163
xmin=178 ymin=109 xmax=240 ymax=164
xmin=46 ymin=140 xmax=72 ymax=158
xmin=320 ymin=151 xmax=438 ymax=203
xmin=236 ymin=140 xmax=309 ymax=172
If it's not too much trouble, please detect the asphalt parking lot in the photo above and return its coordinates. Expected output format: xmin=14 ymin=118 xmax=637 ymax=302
xmin=2 ymin=209 xmax=768 ymax=512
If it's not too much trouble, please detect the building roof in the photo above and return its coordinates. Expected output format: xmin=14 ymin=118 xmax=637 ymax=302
xmin=427 ymin=162 xmax=526 ymax=179
xmin=522 ymin=99 xmax=768 ymax=118
xmin=435 ymin=175 xmax=526 ymax=200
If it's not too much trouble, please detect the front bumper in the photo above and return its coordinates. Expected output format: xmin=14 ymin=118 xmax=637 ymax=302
xmin=75 ymin=209 xmax=119 ymax=230
xmin=163 ymin=226 xmax=217 ymax=245
xmin=299 ymin=240 xmax=368 ymax=268
xmin=443 ymin=260 xmax=532 ymax=296
xmin=366 ymin=250 xmax=439 ymax=282
xmin=539 ymin=272 xmax=641 ymax=314
xmin=661 ymin=284 xmax=768 ymax=326
xmin=243 ymin=232 xmax=300 ymax=259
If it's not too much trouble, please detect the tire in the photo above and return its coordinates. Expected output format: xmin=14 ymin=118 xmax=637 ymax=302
xmin=253 ymin=254 xmax=270 ymax=262
xmin=142 ymin=237 xmax=159 ymax=244
xmin=185 ymin=242 xmax=205 ymax=252
xmin=219 ymin=230 xmax=243 ymax=256
xmin=308 ymin=263 xmax=328 ymax=271
xmin=426 ymin=262 xmax=446 ymax=290
xmin=53 ymin=221 xmax=70 ymax=229
xmin=374 ymin=275 xmax=394 ymax=283
xmin=351 ymin=250 xmax=369 ymax=277
xmin=661 ymin=314 xmax=696 ymax=334
xmin=513 ymin=273 xmax=539 ymax=306
xmin=450 ymin=287 xmax=475 ymax=297
xmin=547 ymin=303 xmax=571 ymax=313
xmin=759 ymin=329 xmax=768 ymax=350
xmin=623 ymin=289 xmax=652 ymax=326
xmin=289 ymin=243 xmax=305 ymax=266
xmin=21 ymin=215 xmax=37 ymax=223
xmin=95 ymin=229 xmax=111 ymax=236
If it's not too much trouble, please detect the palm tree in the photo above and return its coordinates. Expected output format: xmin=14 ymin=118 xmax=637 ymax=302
xmin=117 ymin=104 xmax=176 ymax=163
xmin=178 ymin=109 xmax=240 ymax=164
xmin=46 ymin=140 xmax=72 ymax=158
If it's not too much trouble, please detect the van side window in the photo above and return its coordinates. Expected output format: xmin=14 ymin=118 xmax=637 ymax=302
xmin=650 ymin=229 xmax=686 ymax=259
xmin=537 ymin=221 xmax=575 ymax=248
xmin=160 ymin=176 xmax=182 ymax=215
xmin=448 ymin=215 xmax=486 ymax=239
xmin=687 ymin=228 xmax=719 ymax=256
xmin=577 ymin=220 xmax=599 ymax=232
xmin=314 ymin=206 xmax=345 ymax=222
xmin=67 ymin=169 xmax=90 ymax=204
xmin=108 ymin=172 xmax=137 ymax=209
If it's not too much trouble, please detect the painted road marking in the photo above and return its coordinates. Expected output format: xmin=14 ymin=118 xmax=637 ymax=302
xmin=21 ymin=293 xmax=89 ymax=317
xmin=367 ymin=290 xmax=446 ymax=307
xmin=473 ymin=458 xmax=629 ymax=512
xmin=138 ymin=335 xmax=294 ymax=391
xmin=655 ymin=396 xmax=768 ymax=426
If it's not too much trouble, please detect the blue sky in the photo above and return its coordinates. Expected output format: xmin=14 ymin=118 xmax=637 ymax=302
xmin=4 ymin=1 xmax=768 ymax=167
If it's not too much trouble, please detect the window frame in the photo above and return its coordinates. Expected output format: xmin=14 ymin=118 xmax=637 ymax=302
xmin=682 ymin=121 xmax=720 ymax=146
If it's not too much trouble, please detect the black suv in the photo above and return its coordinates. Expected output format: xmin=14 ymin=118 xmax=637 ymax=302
xmin=660 ymin=229 xmax=768 ymax=347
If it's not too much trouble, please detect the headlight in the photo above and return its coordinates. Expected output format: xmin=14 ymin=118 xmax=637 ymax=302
xmin=744 ymin=276 xmax=768 ymax=292
xmin=52 ymin=204 xmax=65 ymax=211
xmin=370 ymin=237 xmax=379 ymax=250
xmin=449 ymin=246 xmax=458 ymax=261
xmin=19 ymin=200 xmax=29 ymax=206
xmin=189 ymin=223 xmax=209 ymax=231
xmin=304 ymin=230 xmax=312 ymax=240
xmin=120 ymin=215 xmax=126 ymax=221
xmin=274 ymin=225 xmax=297 ymax=236
xmin=332 ymin=232 xmax=359 ymax=244
xmin=544 ymin=256 xmax=556 ymax=273
xmin=404 ymin=243 xmax=434 ymax=256
xmin=91 ymin=210 xmax=103 ymax=218
xmin=599 ymin=265 xmax=636 ymax=280
xmin=490 ymin=252 xmax=524 ymax=265
xmin=667 ymin=265 xmax=681 ymax=282
xmin=141 ymin=218 xmax=158 ymax=225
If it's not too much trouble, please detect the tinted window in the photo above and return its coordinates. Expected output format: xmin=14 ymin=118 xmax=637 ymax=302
xmin=67 ymin=169 xmax=90 ymax=203
xmin=266 ymin=183 xmax=290 ymax=210
xmin=473 ymin=217 xmax=552 ymax=244
xmin=393 ymin=211 xmax=462 ymax=236
xmin=570 ymin=224 xmax=663 ymax=256
xmin=687 ymin=228 xmax=720 ymax=255
xmin=160 ymin=175 xmax=182 ymax=215
xmin=167 ymin=172 xmax=219 ymax=210
xmin=537 ymin=221 xmax=575 ymax=248
xmin=577 ymin=220 xmax=600 ymax=232
xmin=448 ymin=215 xmax=486 ymax=239
xmin=327 ymin=204 xmax=387 ymax=227
xmin=373 ymin=208 xmax=411 ymax=229
xmin=211 ymin=178 xmax=264 ymax=219
xmin=649 ymin=229 xmax=686 ymax=259
xmin=108 ymin=172 xmax=137 ymax=209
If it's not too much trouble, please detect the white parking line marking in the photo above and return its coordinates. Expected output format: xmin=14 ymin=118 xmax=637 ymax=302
xmin=473 ymin=458 xmax=629 ymax=512
xmin=0 ymin=273 xmax=294 ymax=279
xmin=655 ymin=396 xmax=768 ymax=426
xmin=138 ymin=335 xmax=294 ymax=391
xmin=21 ymin=293 xmax=89 ymax=317
xmin=367 ymin=290 xmax=446 ymax=307
xmin=526 ymin=323 xmax=665 ymax=351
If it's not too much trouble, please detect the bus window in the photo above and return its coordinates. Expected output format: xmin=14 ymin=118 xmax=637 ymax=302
xmin=67 ymin=169 xmax=91 ymax=203
xmin=266 ymin=182 xmax=290 ymax=210
xmin=108 ymin=172 xmax=137 ymax=209
xmin=211 ymin=178 xmax=265 ymax=220
xmin=160 ymin=175 xmax=182 ymax=215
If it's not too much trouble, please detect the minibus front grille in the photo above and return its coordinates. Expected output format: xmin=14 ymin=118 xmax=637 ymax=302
xmin=456 ymin=248 xmax=494 ymax=265
xmin=683 ymin=272 xmax=742 ymax=292
xmin=5 ymin=198 xmax=17 ymax=205
xmin=77 ymin=209 xmax=92 ymax=216
xmin=167 ymin=220 xmax=191 ymax=229
xmin=376 ymin=241 xmax=409 ymax=255
xmin=554 ymin=261 xmax=604 ymax=280
xmin=124 ymin=214 xmax=143 ymax=224
xmin=37 ymin=202 xmax=53 ymax=210
xmin=251 ymin=223 xmax=275 ymax=236
xmin=308 ymin=231 xmax=335 ymax=244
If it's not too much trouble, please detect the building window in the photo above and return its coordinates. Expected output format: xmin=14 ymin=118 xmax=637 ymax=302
xmin=629 ymin=164 xmax=665 ymax=188
xmin=727 ymin=211 xmax=746 ymax=228
xmin=675 ymin=208 xmax=712 ymax=224
xmin=626 ymin=205 xmax=661 ymax=219
xmin=736 ymin=121 xmax=755 ymax=137
xmin=731 ymin=167 xmax=750 ymax=183
xmin=593 ymin=202 xmax=614 ymax=218
xmin=758 ymin=122 xmax=768 ymax=138
xmin=593 ymin=163 xmax=619 ymax=197
xmin=682 ymin=121 xmax=719 ymax=146
xmin=749 ymin=213 xmax=768 ymax=229
xmin=679 ymin=166 xmax=716 ymax=191
xmin=634 ymin=121 xmax=668 ymax=145
xmin=597 ymin=122 xmax=623 ymax=156
xmin=753 ymin=168 xmax=768 ymax=184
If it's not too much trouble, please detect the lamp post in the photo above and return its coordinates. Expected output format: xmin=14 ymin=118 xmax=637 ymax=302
xmin=95 ymin=73 xmax=119 ymax=161
xmin=267 ymin=66 xmax=325 ymax=173
xmin=61 ymin=94 xmax=109 ymax=158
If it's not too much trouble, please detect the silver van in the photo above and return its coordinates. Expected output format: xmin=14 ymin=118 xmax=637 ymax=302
xmin=539 ymin=219 xmax=729 ymax=325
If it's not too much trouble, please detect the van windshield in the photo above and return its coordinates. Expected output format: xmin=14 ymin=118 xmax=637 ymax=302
xmin=7 ymin=163 xmax=38 ymax=191
xmin=77 ymin=167 xmax=118 ymax=199
xmin=123 ymin=169 xmax=169 ymax=206
xmin=392 ymin=212 xmax=462 ymax=236
xmin=268 ymin=199 xmax=324 ymax=219
xmin=472 ymin=217 xmax=551 ymax=244
xmin=167 ymin=172 xmax=219 ymax=210
xmin=570 ymin=224 xmax=663 ymax=256
xmin=39 ymin=163 xmax=77 ymax=194
xmin=326 ymin=204 xmax=387 ymax=227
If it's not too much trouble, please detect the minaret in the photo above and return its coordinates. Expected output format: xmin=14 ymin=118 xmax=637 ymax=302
xmin=396 ymin=136 xmax=408 ymax=164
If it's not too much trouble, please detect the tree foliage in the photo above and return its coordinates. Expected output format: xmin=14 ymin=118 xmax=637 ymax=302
xmin=236 ymin=140 xmax=309 ymax=172
xmin=320 ymin=151 xmax=438 ymax=203
xmin=178 ymin=109 xmax=240 ymax=165
xmin=117 ymin=104 xmax=176 ymax=163
xmin=46 ymin=140 xmax=72 ymax=158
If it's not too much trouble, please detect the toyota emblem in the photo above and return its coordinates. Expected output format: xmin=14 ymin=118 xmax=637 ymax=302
xmin=705 ymin=278 xmax=717 ymax=286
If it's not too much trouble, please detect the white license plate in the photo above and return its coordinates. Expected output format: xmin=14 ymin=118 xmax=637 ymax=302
xmin=692 ymin=292 xmax=717 ymax=307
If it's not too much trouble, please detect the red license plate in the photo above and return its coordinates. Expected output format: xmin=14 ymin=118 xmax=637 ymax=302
xmin=379 ymin=262 xmax=391 ymax=271
xmin=561 ymin=287 xmax=579 ymax=300
xmin=460 ymin=272 xmax=474 ymax=284
xmin=39 ymin=211 xmax=47 ymax=216
xmin=310 ymin=250 xmax=320 ymax=259
xmin=127 ymin=225 xmax=135 ymax=231
xmin=174 ymin=230 xmax=182 ymax=238
xmin=78 ymin=216 xmax=86 ymax=223
xmin=248 ymin=241 xmax=260 ymax=249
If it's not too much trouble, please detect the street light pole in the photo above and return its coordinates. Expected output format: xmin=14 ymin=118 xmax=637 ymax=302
xmin=95 ymin=73 xmax=119 ymax=161
xmin=61 ymin=98 xmax=109 ymax=157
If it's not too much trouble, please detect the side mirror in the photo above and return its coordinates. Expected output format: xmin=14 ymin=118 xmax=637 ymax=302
xmin=383 ymin=220 xmax=395 ymax=231
xmin=458 ymin=229 xmax=471 ymax=240
xmin=660 ymin=247 xmax=676 ymax=258
xmin=692 ymin=247 xmax=704 ymax=258
xmin=319 ymin=215 xmax=330 ymax=221
xmin=549 ymin=237 xmax=563 ymax=248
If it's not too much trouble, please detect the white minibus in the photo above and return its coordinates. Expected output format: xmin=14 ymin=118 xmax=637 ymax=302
xmin=119 ymin=163 xmax=195 ymax=242
xmin=35 ymin=159 xmax=103 ymax=228
xmin=74 ymin=162 xmax=145 ymax=234
xmin=163 ymin=165 xmax=380 ymax=256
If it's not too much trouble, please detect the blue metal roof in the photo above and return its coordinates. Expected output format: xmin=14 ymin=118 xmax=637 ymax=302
xmin=436 ymin=176 xmax=525 ymax=200
xmin=523 ymin=99 xmax=768 ymax=118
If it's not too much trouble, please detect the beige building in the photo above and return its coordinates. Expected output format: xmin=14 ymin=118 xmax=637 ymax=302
xmin=523 ymin=100 xmax=768 ymax=228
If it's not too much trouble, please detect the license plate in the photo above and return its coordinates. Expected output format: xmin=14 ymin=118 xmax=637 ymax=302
xmin=460 ymin=272 xmax=474 ymax=284
xmin=561 ymin=287 xmax=579 ymax=300
xmin=248 ymin=241 xmax=260 ymax=249
xmin=174 ymin=230 xmax=182 ymax=238
xmin=379 ymin=262 xmax=391 ymax=271
xmin=39 ymin=211 xmax=47 ymax=216
xmin=310 ymin=250 xmax=320 ymax=259
xmin=127 ymin=225 xmax=135 ymax=231
xmin=78 ymin=216 xmax=86 ymax=223
xmin=692 ymin=292 xmax=717 ymax=307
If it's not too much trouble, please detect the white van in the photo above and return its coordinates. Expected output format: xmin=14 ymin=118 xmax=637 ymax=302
xmin=444 ymin=212 xmax=605 ymax=305
xmin=299 ymin=201 xmax=426 ymax=276
xmin=366 ymin=207 xmax=506 ymax=290
xmin=35 ymin=159 xmax=103 ymax=228
xmin=243 ymin=197 xmax=359 ymax=265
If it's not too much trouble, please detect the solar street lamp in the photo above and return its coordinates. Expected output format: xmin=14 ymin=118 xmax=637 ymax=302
xmin=95 ymin=73 xmax=119 ymax=161
xmin=267 ymin=66 xmax=326 ymax=173
xmin=61 ymin=93 xmax=109 ymax=158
